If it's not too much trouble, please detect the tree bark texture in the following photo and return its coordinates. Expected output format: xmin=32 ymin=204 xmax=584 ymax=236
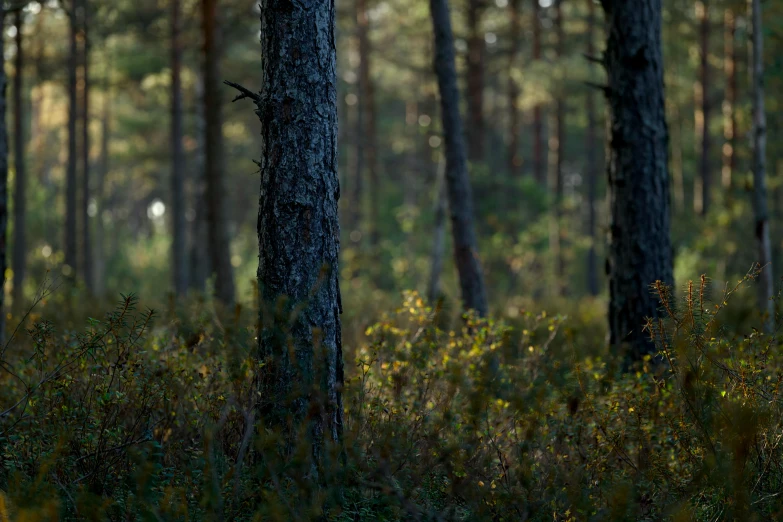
xmin=750 ymin=0 xmax=773 ymax=331
xmin=202 ymin=0 xmax=235 ymax=304
xmin=601 ymin=0 xmax=673 ymax=361
xmin=171 ymin=0 xmax=187 ymax=296
xmin=252 ymin=0 xmax=344 ymax=475
xmin=429 ymin=0 xmax=488 ymax=317
xmin=12 ymin=10 xmax=24 ymax=308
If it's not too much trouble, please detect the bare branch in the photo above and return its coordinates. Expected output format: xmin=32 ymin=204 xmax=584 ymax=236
xmin=224 ymin=80 xmax=261 ymax=104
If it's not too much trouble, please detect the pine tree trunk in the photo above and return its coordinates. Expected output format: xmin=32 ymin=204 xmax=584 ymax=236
xmin=722 ymin=8 xmax=736 ymax=192
xmin=601 ymin=0 xmax=673 ymax=363
xmin=202 ymin=0 xmax=234 ymax=304
xmin=750 ymin=0 xmax=773 ymax=331
xmin=0 ymin=7 xmax=8 ymax=343
xmin=428 ymin=157 xmax=448 ymax=304
xmin=65 ymin=1 xmax=78 ymax=274
xmin=189 ymin=71 xmax=209 ymax=292
xmin=350 ymin=6 xmax=363 ymax=242
xmin=507 ymin=0 xmax=521 ymax=177
xmin=80 ymin=0 xmax=93 ymax=293
xmin=466 ymin=0 xmax=484 ymax=163
xmin=12 ymin=10 xmax=25 ymax=309
xmin=549 ymin=0 xmax=566 ymax=296
xmin=429 ymin=0 xmax=489 ymax=316
xmin=694 ymin=0 xmax=711 ymax=216
xmin=95 ymin=76 xmax=109 ymax=297
xmin=531 ymin=0 xmax=544 ymax=185
xmin=585 ymin=0 xmax=599 ymax=297
xmin=251 ymin=0 xmax=343 ymax=478
xmin=171 ymin=0 xmax=187 ymax=296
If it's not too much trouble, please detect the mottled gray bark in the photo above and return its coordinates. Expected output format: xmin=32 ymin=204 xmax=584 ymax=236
xmin=202 ymin=0 xmax=234 ymax=304
xmin=80 ymin=0 xmax=92 ymax=293
xmin=12 ymin=9 xmax=24 ymax=308
xmin=585 ymin=0 xmax=599 ymax=297
xmin=750 ymin=0 xmax=773 ymax=331
xmin=429 ymin=0 xmax=488 ymax=316
xmin=171 ymin=0 xmax=187 ymax=296
xmin=427 ymin=157 xmax=447 ymax=305
xmin=65 ymin=1 xmax=78 ymax=274
xmin=229 ymin=0 xmax=343 ymax=477
xmin=601 ymin=0 xmax=673 ymax=362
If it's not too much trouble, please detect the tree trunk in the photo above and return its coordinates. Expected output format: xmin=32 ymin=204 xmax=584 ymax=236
xmin=80 ymin=0 xmax=92 ymax=293
xmin=466 ymin=0 xmax=484 ymax=163
xmin=246 ymin=0 xmax=343 ymax=481
xmin=429 ymin=0 xmax=489 ymax=316
xmin=202 ymin=0 xmax=235 ymax=304
xmin=694 ymin=0 xmax=711 ymax=216
xmin=356 ymin=0 xmax=379 ymax=249
xmin=428 ymin=157 xmax=447 ymax=304
xmin=350 ymin=17 xmax=363 ymax=242
xmin=531 ymin=0 xmax=544 ymax=185
xmin=171 ymin=0 xmax=187 ymax=296
xmin=12 ymin=10 xmax=24 ymax=309
xmin=585 ymin=0 xmax=599 ymax=297
xmin=750 ymin=0 xmax=773 ymax=331
xmin=601 ymin=0 xmax=673 ymax=363
xmin=722 ymin=8 xmax=736 ymax=192
xmin=549 ymin=0 xmax=566 ymax=296
xmin=507 ymin=0 xmax=521 ymax=177
xmin=95 ymin=74 xmax=109 ymax=297
xmin=65 ymin=1 xmax=78 ymax=274
xmin=0 ymin=7 xmax=8 ymax=343
xmin=189 ymin=71 xmax=209 ymax=292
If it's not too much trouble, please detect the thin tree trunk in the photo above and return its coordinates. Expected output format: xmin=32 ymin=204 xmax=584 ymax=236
xmin=0 ymin=7 xmax=8 ymax=343
xmin=585 ymin=0 xmax=599 ymax=297
xmin=429 ymin=0 xmax=488 ymax=316
xmin=428 ymin=157 xmax=447 ymax=304
xmin=350 ymin=4 xmax=363 ymax=242
xmin=722 ymin=8 xmax=737 ymax=192
xmin=202 ymin=0 xmax=235 ymax=304
xmin=80 ymin=0 xmax=92 ymax=292
xmin=602 ymin=0 xmax=673 ymax=363
xmin=189 ymin=71 xmax=209 ymax=292
xmin=750 ymin=0 xmax=773 ymax=331
xmin=507 ymin=0 xmax=521 ymax=177
xmin=694 ymin=0 xmax=711 ymax=216
xmin=531 ymin=0 xmax=544 ymax=185
xmin=670 ymin=102 xmax=686 ymax=213
xmin=95 ymin=73 xmax=109 ymax=297
xmin=12 ymin=10 xmax=24 ymax=308
xmin=466 ymin=0 xmax=484 ymax=162
xmin=65 ymin=1 xmax=78 ymax=274
xmin=241 ymin=0 xmax=343 ymax=482
xmin=549 ymin=0 xmax=566 ymax=296
xmin=171 ymin=0 xmax=187 ymax=296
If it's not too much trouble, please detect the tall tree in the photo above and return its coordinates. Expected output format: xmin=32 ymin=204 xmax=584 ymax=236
xmin=95 ymin=71 xmax=109 ymax=297
xmin=170 ymin=0 xmax=187 ymax=296
xmin=585 ymin=0 xmax=599 ymax=297
xmin=750 ymin=0 xmax=773 ymax=331
xmin=201 ymin=0 xmax=234 ymax=304
xmin=65 ymin=0 xmax=78 ymax=274
xmin=428 ymin=157 xmax=447 ymax=304
xmin=189 ymin=71 xmax=209 ymax=293
xmin=12 ymin=9 xmax=24 ymax=307
xmin=549 ymin=0 xmax=565 ymax=296
xmin=531 ymin=0 xmax=544 ymax=184
xmin=507 ymin=0 xmax=521 ymax=177
xmin=228 ymin=0 xmax=344 ymax=481
xmin=601 ymin=0 xmax=673 ymax=362
xmin=0 ymin=5 xmax=9 ymax=342
xmin=722 ymin=7 xmax=737 ymax=192
xmin=429 ymin=0 xmax=488 ymax=316
xmin=80 ymin=0 xmax=92 ymax=292
xmin=466 ymin=0 xmax=485 ymax=162
xmin=694 ymin=0 xmax=711 ymax=216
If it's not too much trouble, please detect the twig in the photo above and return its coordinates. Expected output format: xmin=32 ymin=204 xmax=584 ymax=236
xmin=224 ymin=80 xmax=261 ymax=104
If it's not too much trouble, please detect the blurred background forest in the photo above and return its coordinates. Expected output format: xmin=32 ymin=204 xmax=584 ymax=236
xmin=8 ymin=0 xmax=783 ymax=325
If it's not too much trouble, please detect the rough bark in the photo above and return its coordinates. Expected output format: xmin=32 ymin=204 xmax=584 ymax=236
xmin=65 ymin=0 xmax=78 ymax=274
xmin=80 ymin=0 xmax=92 ymax=292
xmin=429 ymin=0 xmax=488 ymax=316
xmin=237 ymin=0 xmax=344 ymax=478
xmin=531 ymin=0 xmax=544 ymax=185
xmin=466 ymin=0 xmax=484 ymax=162
xmin=601 ymin=0 xmax=673 ymax=362
xmin=171 ymin=0 xmax=187 ymax=296
xmin=12 ymin=9 xmax=24 ymax=308
xmin=202 ymin=0 xmax=235 ymax=304
xmin=722 ymin=8 xmax=736 ymax=191
xmin=507 ymin=0 xmax=521 ymax=177
xmin=694 ymin=0 xmax=711 ymax=216
xmin=585 ymin=0 xmax=598 ymax=297
xmin=750 ymin=0 xmax=773 ymax=331
xmin=549 ymin=0 xmax=565 ymax=296
xmin=428 ymin=157 xmax=447 ymax=304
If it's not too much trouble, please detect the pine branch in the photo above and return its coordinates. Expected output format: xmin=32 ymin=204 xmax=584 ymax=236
xmin=224 ymin=80 xmax=261 ymax=104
